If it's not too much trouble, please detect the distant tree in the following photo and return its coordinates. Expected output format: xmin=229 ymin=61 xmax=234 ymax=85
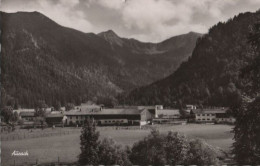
xmin=1 ymin=106 xmax=13 ymax=123
xmin=78 ymin=118 xmax=100 ymax=165
xmin=12 ymin=112 xmax=19 ymax=122
xmin=33 ymin=117 xmax=45 ymax=127
xmin=35 ymin=100 xmax=47 ymax=117
xmin=65 ymin=103 xmax=75 ymax=111
xmin=53 ymin=101 xmax=61 ymax=111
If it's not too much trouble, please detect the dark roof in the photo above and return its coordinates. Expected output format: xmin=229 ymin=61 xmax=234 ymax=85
xmin=192 ymin=108 xmax=228 ymax=114
xmin=216 ymin=114 xmax=233 ymax=118
xmin=46 ymin=113 xmax=64 ymax=118
xmin=20 ymin=112 xmax=35 ymax=117
xmin=64 ymin=108 xmax=146 ymax=116
xmin=157 ymin=109 xmax=180 ymax=116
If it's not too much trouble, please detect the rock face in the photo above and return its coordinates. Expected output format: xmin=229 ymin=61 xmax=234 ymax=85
xmin=1 ymin=11 xmax=201 ymax=107
xmin=122 ymin=11 xmax=260 ymax=107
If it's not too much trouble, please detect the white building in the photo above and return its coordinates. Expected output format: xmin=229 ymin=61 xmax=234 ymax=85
xmin=192 ymin=108 xmax=235 ymax=123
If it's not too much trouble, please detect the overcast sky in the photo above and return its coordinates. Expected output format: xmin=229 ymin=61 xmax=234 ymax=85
xmin=1 ymin=0 xmax=260 ymax=42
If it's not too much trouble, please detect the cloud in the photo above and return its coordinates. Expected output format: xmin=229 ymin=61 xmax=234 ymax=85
xmin=1 ymin=0 xmax=93 ymax=33
xmin=1 ymin=0 xmax=260 ymax=42
xmin=96 ymin=0 xmax=124 ymax=9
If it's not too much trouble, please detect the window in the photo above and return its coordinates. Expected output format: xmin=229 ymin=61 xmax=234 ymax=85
xmin=197 ymin=114 xmax=200 ymax=116
xmin=198 ymin=119 xmax=201 ymax=121
xmin=207 ymin=119 xmax=210 ymax=120
xmin=70 ymin=116 xmax=72 ymax=120
xmin=202 ymin=119 xmax=205 ymax=120
xmin=202 ymin=114 xmax=205 ymax=116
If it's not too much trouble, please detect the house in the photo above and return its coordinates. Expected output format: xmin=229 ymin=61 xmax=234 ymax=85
xmin=13 ymin=108 xmax=35 ymax=114
xmin=186 ymin=105 xmax=197 ymax=110
xmin=64 ymin=107 xmax=153 ymax=126
xmin=152 ymin=109 xmax=183 ymax=124
xmin=192 ymin=108 xmax=235 ymax=123
xmin=45 ymin=113 xmax=65 ymax=126
xmin=215 ymin=113 xmax=236 ymax=124
xmin=20 ymin=112 xmax=36 ymax=122
xmin=156 ymin=109 xmax=180 ymax=119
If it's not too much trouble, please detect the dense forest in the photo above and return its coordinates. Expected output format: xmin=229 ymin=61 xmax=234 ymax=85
xmin=0 ymin=11 xmax=201 ymax=108
xmin=121 ymin=11 xmax=260 ymax=107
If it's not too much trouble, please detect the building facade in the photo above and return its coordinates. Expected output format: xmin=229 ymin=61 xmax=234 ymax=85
xmin=64 ymin=107 xmax=153 ymax=126
xmin=193 ymin=108 xmax=235 ymax=123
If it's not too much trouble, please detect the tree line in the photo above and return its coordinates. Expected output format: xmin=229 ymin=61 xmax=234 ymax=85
xmin=78 ymin=118 xmax=220 ymax=166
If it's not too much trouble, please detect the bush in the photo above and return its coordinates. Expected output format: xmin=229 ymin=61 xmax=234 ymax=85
xmin=78 ymin=118 xmax=132 ymax=165
xmin=130 ymin=130 xmax=220 ymax=165
xmin=99 ymin=138 xmax=132 ymax=166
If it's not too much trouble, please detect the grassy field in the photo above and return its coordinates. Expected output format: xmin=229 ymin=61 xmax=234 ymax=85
xmin=1 ymin=124 xmax=234 ymax=166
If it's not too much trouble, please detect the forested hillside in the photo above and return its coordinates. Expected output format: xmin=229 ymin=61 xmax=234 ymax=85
xmin=122 ymin=11 xmax=260 ymax=107
xmin=0 ymin=11 xmax=201 ymax=108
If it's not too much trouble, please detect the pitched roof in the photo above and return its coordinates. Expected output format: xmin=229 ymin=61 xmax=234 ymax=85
xmin=216 ymin=113 xmax=233 ymax=118
xmin=157 ymin=109 xmax=180 ymax=116
xmin=20 ymin=112 xmax=35 ymax=117
xmin=46 ymin=113 xmax=64 ymax=118
xmin=192 ymin=108 xmax=228 ymax=114
xmin=64 ymin=108 xmax=145 ymax=116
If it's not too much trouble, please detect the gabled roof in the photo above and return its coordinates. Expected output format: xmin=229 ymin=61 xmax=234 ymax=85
xmin=192 ymin=108 xmax=228 ymax=114
xmin=216 ymin=113 xmax=233 ymax=118
xmin=157 ymin=109 xmax=180 ymax=116
xmin=46 ymin=113 xmax=64 ymax=118
xmin=20 ymin=112 xmax=35 ymax=117
xmin=64 ymin=108 xmax=145 ymax=116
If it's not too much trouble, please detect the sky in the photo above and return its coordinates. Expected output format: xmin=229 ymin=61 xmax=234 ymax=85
xmin=1 ymin=0 xmax=260 ymax=42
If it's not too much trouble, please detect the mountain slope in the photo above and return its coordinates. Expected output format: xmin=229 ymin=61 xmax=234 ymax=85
xmin=0 ymin=11 xmax=201 ymax=108
xmin=122 ymin=11 xmax=260 ymax=107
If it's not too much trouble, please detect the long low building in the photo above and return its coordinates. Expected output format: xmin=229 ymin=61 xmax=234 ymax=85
xmin=192 ymin=108 xmax=235 ymax=123
xmin=63 ymin=107 xmax=153 ymax=126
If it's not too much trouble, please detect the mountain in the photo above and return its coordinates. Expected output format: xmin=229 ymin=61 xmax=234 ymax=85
xmin=122 ymin=11 xmax=260 ymax=107
xmin=0 ymin=11 xmax=201 ymax=108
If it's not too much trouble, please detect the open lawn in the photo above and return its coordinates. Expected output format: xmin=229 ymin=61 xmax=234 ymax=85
xmin=1 ymin=124 xmax=234 ymax=166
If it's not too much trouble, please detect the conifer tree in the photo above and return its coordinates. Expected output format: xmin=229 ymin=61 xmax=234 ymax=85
xmin=78 ymin=118 xmax=100 ymax=165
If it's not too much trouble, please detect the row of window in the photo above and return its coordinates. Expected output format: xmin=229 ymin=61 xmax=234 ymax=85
xmin=103 ymin=120 xmax=124 ymax=123
xmin=197 ymin=119 xmax=212 ymax=121
xmin=197 ymin=114 xmax=215 ymax=116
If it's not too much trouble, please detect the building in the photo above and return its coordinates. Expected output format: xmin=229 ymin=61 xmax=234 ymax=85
xmin=152 ymin=109 xmax=183 ymax=124
xmin=13 ymin=108 xmax=35 ymax=114
xmin=45 ymin=113 xmax=65 ymax=126
xmin=19 ymin=112 xmax=36 ymax=122
xmin=192 ymin=108 xmax=235 ymax=123
xmin=215 ymin=113 xmax=236 ymax=124
xmin=156 ymin=109 xmax=180 ymax=119
xmin=186 ymin=105 xmax=197 ymax=110
xmin=64 ymin=107 xmax=153 ymax=126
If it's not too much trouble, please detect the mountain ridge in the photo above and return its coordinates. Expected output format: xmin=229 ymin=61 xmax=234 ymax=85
xmin=1 ymin=11 xmax=201 ymax=108
xmin=121 ymin=11 xmax=260 ymax=107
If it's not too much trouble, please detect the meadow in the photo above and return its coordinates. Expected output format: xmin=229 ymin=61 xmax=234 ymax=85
xmin=1 ymin=124 xmax=234 ymax=166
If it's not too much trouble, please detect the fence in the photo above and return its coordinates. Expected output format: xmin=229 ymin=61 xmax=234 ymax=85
xmin=1 ymin=124 xmax=181 ymax=141
xmin=1 ymin=129 xmax=80 ymax=141
xmin=7 ymin=157 xmax=77 ymax=166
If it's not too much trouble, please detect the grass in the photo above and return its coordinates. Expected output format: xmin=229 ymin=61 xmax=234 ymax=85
xmin=1 ymin=124 xmax=234 ymax=166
